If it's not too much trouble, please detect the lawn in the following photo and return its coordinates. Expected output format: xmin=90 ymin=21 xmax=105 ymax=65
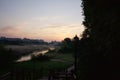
xmin=13 ymin=53 xmax=74 ymax=76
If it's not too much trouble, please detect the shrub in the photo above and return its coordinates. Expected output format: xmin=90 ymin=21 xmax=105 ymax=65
xmin=31 ymin=54 xmax=52 ymax=61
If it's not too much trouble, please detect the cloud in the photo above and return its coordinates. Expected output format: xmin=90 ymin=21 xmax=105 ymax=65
xmin=0 ymin=26 xmax=26 ymax=38
xmin=0 ymin=26 xmax=12 ymax=37
xmin=33 ymin=16 xmax=65 ymax=21
xmin=0 ymin=23 xmax=85 ymax=42
xmin=31 ymin=23 xmax=85 ymax=41
xmin=0 ymin=26 xmax=21 ymax=33
xmin=0 ymin=26 xmax=15 ymax=31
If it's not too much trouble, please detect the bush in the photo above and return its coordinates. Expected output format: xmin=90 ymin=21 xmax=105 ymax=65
xmin=31 ymin=54 xmax=52 ymax=61
xmin=0 ymin=45 xmax=17 ymax=68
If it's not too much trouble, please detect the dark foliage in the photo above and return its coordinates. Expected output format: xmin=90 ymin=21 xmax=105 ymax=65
xmin=58 ymin=38 xmax=74 ymax=53
xmin=47 ymin=49 xmax=56 ymax=54
xmin=0 ymin=45 xmax=18 ymax=73
xmin=77 ymin=0 xmax=120 ymax=80
xmin=31 ymin=54 xmax=52 ymax=61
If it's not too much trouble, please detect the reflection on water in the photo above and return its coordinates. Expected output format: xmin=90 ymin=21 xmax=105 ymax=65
xmin=16 ymin=49 xmax=52 ymax=62
xmin=16 ymin=54 xmax=31 ymax=62
xmin=16 ymin=47 xmax=55 ymax=62
xmin=33 ymin=50 xmax=48 ymax=56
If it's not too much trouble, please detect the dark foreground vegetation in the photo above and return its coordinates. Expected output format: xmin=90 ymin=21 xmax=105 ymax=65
xmin=0 ymin=44 xmax=74 ymax=80
xmin=76 ymin=0 xmax=120 ymax=80
xmin=0 ymin=45 xmax=18 ymax=75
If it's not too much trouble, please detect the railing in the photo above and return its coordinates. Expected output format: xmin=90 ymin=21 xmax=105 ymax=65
xmin=0 ymin=72 xmax=11 ymax=80
xmin=48 ymin=69 xmax=76 ymax=80
xmin=0 ymin=67 xmax=75 ymax=80
xmin=0 ymin=68 xmax=43 ymax=80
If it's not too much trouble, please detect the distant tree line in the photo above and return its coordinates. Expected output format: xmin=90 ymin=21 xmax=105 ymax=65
xmin=0 ymin=37 xmax=48 ymax=45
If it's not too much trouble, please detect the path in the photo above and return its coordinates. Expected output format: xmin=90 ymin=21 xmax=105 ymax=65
xmin=67 ymin=65 xmax=74 ymax=72
xmin=38 ymin=65 xmax=75 ymax=80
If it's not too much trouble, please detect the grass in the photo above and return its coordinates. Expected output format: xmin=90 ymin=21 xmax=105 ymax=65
xmin=13 ymin=53 xmax=74 ymax=76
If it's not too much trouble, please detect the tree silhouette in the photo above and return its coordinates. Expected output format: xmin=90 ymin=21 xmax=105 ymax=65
xmin=58 ymin=37 xmax=74 ymax=53
xmin=77 ymin=0 xmax=120 ymax=80
xmin=0 ymin=45 xmax=17 ymax=69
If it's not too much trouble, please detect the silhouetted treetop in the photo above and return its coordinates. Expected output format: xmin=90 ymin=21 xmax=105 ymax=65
xmin=77 ymin=0 xmax=120 ymax=80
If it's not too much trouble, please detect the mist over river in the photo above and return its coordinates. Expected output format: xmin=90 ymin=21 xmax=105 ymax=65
xmin=5 ymin=45 xmax=55 ymax=62
xmin=16 ymin=49 xmax=49 ymax=62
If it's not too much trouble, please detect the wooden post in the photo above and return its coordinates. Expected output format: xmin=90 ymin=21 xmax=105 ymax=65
xmin=73 ymin=35 xmax=79 ymax=80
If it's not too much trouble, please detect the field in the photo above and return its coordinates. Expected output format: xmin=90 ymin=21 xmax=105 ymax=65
xmin=13 ymin=53 xmax=74 ymax=76
xmin=1 ymin=44 xmax=74 ymax=79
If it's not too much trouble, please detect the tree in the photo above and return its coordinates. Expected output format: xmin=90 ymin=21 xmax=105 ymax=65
xmin=58 ymin=38 xmax=74 ymax=53
xmin=77 ymin=0 xmax=120 ymax=80
xmin=0 ymin=45 xmax=17 ymax=68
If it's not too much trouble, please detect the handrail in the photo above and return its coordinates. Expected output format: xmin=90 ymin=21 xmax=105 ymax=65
xmin=0 ymin=72 xmax=11 ymax=80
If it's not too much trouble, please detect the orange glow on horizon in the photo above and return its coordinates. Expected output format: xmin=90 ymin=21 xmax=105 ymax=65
xmin=0 ymin=24 xmax=85 ymax=42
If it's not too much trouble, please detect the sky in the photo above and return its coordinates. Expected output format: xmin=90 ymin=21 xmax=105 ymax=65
xmin=0 ymin=0 xmax=84 ymax=42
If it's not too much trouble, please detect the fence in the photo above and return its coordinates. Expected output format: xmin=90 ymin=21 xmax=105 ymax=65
xmin=48 ymin=69 xmax=76 ymax=80
xmin=0 ymin=68 xmax=43 ymax=80
xmin=0 ymin=67 xmax=76 ymax=80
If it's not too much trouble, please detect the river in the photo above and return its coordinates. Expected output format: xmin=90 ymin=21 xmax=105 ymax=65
xmin=16 ymin=47 xmax=55 ymax=62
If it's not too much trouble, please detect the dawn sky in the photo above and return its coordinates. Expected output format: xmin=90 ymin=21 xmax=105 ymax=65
xmin=0 ymin=0 xmax=84 ymax=42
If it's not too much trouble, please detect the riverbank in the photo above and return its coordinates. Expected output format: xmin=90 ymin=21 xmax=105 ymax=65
xmin=13 ymin=53 xmax=74 ymax=79
xmin=0 ymin=44 xmax=74 ymax=80
xmin=16 ymin=49 xmax=50 ymax=62
xmin=5 ymin=45 xmax=50 ymax=56
xmin=0 ymin=45 xmax=54 ymax=77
